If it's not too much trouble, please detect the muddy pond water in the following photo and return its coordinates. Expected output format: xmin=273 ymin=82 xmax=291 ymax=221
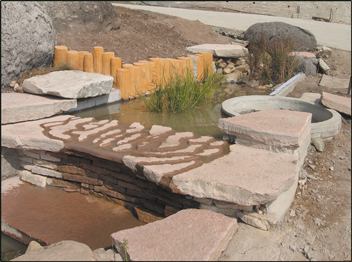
xmin=71 ymin=83 xmax=271 ymax=140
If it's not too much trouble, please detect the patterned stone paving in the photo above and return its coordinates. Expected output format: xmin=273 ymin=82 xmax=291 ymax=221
xmin=40 ymin=116 xmax=230 ymax=188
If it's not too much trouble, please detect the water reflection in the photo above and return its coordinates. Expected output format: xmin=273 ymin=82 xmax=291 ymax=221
xmin=71 ymin=83 xmax=271 ymax=140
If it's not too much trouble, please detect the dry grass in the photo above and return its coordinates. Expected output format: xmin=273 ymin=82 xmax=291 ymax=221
xmin=18 ymin=62 xmax=73 ymax=85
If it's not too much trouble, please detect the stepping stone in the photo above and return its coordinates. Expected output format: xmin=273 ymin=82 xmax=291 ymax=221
xmin=218 ymin=108 xmax=311 ymax=148
xmin=186 ymin=44 xmax=248 ymax=58
xmin=321 ymin=91 xmax=351 ymax=116
xmin=319 ymin=74 xmax=350 ymax=89
xmin=22 ymin=70 xmax=113 ymax=99
xmin=111 ymin=209 xmax=238 ymax=261
xmin=1 ymin=115 xmax=72 ymax=152
xmin=1 ymin=92 xmax=77 ymax=124
xmin=171 ymin=144 xmax=298 ymax=206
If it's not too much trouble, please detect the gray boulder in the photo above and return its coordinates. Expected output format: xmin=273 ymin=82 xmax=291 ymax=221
xmin=1 ymin=1 xmax=58 ymax=92
xmin=295 ymin=57 xmax=318 ymax=76
xmin=38 ymin=1 xmax=121 ymax=35
xmin=244 ymin=22 xmax=317 ymax=52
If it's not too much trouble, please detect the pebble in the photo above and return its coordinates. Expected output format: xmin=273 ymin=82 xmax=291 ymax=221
xmin=308 ymin=164 xmax=316 ymax=170
xmin=307 ymin=173 xmax=320 ymax=180
xmin=10 ymin=80 xmax=17 ymax=87
xmin=304 ymin=245 xmax=316 ymax=259
xmin=14 ymin=83 xmax=23 ymax=93
xmin=329 ymin=166 xmax=334 ymax=171
xmin=312 ymin=138 xmax=324 ymax=152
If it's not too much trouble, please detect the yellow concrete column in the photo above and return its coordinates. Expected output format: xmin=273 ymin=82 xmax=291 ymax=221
xmin=66 ymin=50 xmax=79 ymax=69
xmin=132 ymin=65 xmax=141 ymax=97
xmin=111 ymin=57 xmax=122 ymax=86
xmin=178 ymin=57 xmax=194 ymax=79
xmin=199 ymin=52 xmax=214 ymax=76
xmin=102 ymin=52 xmax=115 ymax=76
xmin=117 ymin=68 xmax=130 ymax=100
xmin=149 ymin=58 xmax=162 ymax=87
xmin=195 ymin=54 xmax=205 ymax=82
xmin=83 ymin=53 xmax=94 ymax=73
xmin=93 ymin=46 xmax=104 ymax=74
xmin=122 ymin=64 xmax=135 ymax=98
xmin=167 ymin=59 xmax=178 ymax=79
xmin=139 ymin=60 xmax=153 ymax=91
xmin=133 ymin=62 xmax=147 ymax=95
xmin=160 ymin=58 xmax=170 ymax=87
xmin=53 ymin=45 xmax=68 ymax=67
xmin=147 ymin=61 xmax=156 ymax=91
xmin=77 ymin=51 xmax=89 ymax=71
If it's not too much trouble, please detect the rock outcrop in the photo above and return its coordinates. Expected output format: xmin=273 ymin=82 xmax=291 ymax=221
xmin=244 ymin=22 xmax=317 ymax=52
xmin=1 ymin=1 xmax=58 ymax=91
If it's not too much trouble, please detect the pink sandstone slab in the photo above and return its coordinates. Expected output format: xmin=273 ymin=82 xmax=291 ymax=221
xmin=289 ymin=51 xmax=316 ymax=58
xmin=171 ymin=144 xmax=299 ymax=206
xmin=1 ymin=92 xmax=77 ymax=124
xmin=110 ymin=209 xmax=238 ymax=261
xmin=218 ymin=109 xmax=312 ymax=147
xmin=1 ymin=115 xmax=72 ymax=152
xmin=186 ymin=44 xmax=248 ymax=57
xmin=319 ymin=75 xmax=350 ymax=89
xmin=321 ymin=91 xmax=351 ymax=116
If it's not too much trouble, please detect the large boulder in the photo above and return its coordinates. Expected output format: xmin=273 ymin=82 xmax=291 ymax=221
xmin=38 ymin=1 xmax=121 ymax=35
xmin=244 ymin=22 xmax=317 ymax=52
xmin=1 ymin=2 xmax=58 ymax=92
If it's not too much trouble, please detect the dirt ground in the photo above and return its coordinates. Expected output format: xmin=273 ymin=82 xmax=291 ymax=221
xmin=12 ymin=4 xmax=352 ymax=261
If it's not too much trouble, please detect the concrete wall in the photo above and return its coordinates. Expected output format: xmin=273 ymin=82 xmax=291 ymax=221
xmin=223 ymin=1 xmax=351 ymax=24
xmin=54 ymin=45 xmax=213 ymax=100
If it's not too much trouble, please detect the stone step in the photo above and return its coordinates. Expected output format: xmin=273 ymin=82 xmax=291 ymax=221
xmin=22 ymin=70 xmax=113 ymax=99
xmin=218 ymin=108 xmax=312 ymax=165
xmin=186 ymin=44 xmax=248 ymax=58
xmin=171 ymin=143 xmax=299 ymax=206
xmin=321 ymin=91 xmax=351 ymax=116
xmin=1 ymin=176 xmax=144 ymax=250
xmin=111 ymin=208 xmax=238 ymax=261
xmin=1 ymin=93 xmax=76 ymax=124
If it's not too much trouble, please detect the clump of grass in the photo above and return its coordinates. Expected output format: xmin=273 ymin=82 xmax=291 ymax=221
xmin=18 ymin=62 xmax=73 ymax=85
xmin=246 ymin=32 xmax=299 ymax=85
xmin=140 ymin=67 xmax=224 ymax=113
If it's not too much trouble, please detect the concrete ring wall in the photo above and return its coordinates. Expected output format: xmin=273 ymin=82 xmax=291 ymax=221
xmin=221 ymin=95 xmax=341 ymax=138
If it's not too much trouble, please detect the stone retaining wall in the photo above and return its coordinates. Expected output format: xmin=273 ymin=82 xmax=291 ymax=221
xmin=17 ymin=148 xmax=261 ymax=224
xmin=53 ymin=45 xmax=214 ymax=100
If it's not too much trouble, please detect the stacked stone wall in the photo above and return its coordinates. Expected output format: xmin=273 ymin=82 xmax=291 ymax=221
xmin=18 ymin=148 xmax=202 ymax=223
xmin=16 ymin=147 xmax=263 ymax=224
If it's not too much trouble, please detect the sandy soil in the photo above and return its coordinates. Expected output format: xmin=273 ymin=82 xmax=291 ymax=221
xmin=10 ymin=4 xmax=352 ymax=261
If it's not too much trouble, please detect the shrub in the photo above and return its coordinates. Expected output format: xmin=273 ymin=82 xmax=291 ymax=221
xmin=247 ymin=32 xmax=299 ymax=85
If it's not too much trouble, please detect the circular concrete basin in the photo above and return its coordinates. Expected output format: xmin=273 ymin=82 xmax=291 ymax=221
xmin=221 ymin=95 xmax=341 ymax=138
